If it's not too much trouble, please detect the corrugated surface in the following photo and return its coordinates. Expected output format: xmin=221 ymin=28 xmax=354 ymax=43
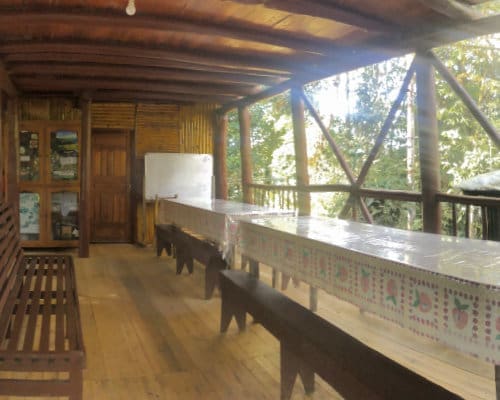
xmin=179 ymin=103 xmax=216 ymax=154
xmin=91 ymin=102 xmax=136 ymax=129
xmin=19 ymin=98 xmax=81 ymax=121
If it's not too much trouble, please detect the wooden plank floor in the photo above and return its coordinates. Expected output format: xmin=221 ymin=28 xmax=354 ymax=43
xmin=2 ymin=244 xmax=495 ymax=399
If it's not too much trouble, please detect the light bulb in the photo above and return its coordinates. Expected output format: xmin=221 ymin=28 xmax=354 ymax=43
xmin=126 ymin=0 xmax=136 ymax=16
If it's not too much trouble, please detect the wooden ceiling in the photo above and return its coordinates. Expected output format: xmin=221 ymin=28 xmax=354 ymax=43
xmin=0 ymin=0 xmax=497 ymax=108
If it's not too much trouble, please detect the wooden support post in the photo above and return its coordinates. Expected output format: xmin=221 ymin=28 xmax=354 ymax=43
xmin=6 ymin=97 xmax=18 ymax=212
xmin=416 ymin=52 xmax=441 ymax=234
xmin=0 ymin=91 xmax=3 ymax=202
xmin=79 ymin=97 xmax=91 ymax=258
xmin=291 ymin=87 xmax=310 ymax=216
xmin=291 ymin=87 xmax=317 ymax=310
xmin=239 ymin=106 xmax=253 ymax=204
xmin=213 ymin=113 xmax=228 ymax=199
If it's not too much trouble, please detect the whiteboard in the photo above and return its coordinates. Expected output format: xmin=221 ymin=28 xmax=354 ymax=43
xmin=144 ymin=153 xmax=213 ymax=201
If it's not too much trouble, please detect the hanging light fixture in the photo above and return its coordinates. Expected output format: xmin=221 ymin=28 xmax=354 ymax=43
xmin=125 ymin=0 xmax=136 ymax=16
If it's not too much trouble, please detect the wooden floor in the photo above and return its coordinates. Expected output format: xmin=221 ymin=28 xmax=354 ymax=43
xmin=2 ymin=244 xmax=495 ymax=399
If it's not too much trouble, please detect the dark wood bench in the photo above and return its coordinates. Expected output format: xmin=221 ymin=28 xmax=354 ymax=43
xmin=220 ymin=269 xmax=462 ymax=400
xmin=156 ymin=223 xmax=227 ymax=299
xmin=0 ymin=202 xmax=85 ymax=399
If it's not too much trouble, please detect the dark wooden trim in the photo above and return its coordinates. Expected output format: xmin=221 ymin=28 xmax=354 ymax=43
xmin=239 ymin=106 xmax=253 ymax=204
xmin=0 ymin=62 xmax=16 ymax=97
xmin=6 ymin=98 xmax=18 ymax=212
xmin=90 ymin=90 xmax=232 ymax=104
xmin=78 ymin=98 xmax=91 ymax=258
xmin=213 ymin=113 xmax=228 ymax=200
xmin=416 ymin=52 xmax=441 ymax=234
xmin=291 ymin=87 xmax=310 ymax=216
xmin=428 ymin=51 xmax=499 ymax=147
xmin=437 ymin=193 xmax=500 ymax=207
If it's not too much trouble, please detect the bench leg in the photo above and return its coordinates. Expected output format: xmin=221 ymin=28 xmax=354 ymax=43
xmin=495 ymin=365 xmax=499 ymax=400
xmin=69 ymin=364 xmax=83 ymax=400
xmin=176 ymin=245 xmax=193 ymax=275
xmin=205 ymin=256 xmax=226 ymax=300
xmin=282 ymin=274 xmax=290 ymax=290
xmin=272 ymin=269 xmax=278 ymax=288
xmin=220 ymin=298 xmax=246 ymax=333
xmin=249 ymin=259 xmax=260 ymax=279
xmin=241 ymin=254 xmax=248 ymax=271
xmin=280 ymin=343 xmax=315 ymax=400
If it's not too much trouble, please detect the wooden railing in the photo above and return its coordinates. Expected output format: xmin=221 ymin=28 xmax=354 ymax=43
xmin=245 ymin=183 xmax=500 ymax=240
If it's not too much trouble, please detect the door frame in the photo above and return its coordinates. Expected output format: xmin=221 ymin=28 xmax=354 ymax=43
xmin=90 ymin=128 xmax=134 ymax=243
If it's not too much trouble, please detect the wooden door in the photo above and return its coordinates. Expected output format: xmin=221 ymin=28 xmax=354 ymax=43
xmin=91 ymin=129 xmax=131 ymax=242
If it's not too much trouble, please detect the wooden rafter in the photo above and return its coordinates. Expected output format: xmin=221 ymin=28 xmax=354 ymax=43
xmin=229 ymin=0 xmax=396 ymax=32
xmin=0 ymin=41 xmax=326 ymax=76
xmin=9 ymin=63 xmax=281 ymax=87
xmin=0 ymin=10 xmax=347 ymax=56
xmin=4 ymin=53 xmax=288 ymax=79
xmin=14 ymin=77 xmax=249 ymax=97
xmin=89 ymin=91 xmax=231 ymax=104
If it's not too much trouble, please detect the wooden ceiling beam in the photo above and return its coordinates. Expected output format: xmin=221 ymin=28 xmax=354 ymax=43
xmin=0 ymin=10 xmax=348 ymax=56
xmin=9 ymin=63 xmax=281 ymax=87
xmin=230 ymin=0 xmax=395 ymax=32
xmin=0 ymin=41 xmax=315 ymax=75
xmin=4 ymin=53 xmax=288 ymax=79
xmin=14 ymin=77 xmax=248 ymax=97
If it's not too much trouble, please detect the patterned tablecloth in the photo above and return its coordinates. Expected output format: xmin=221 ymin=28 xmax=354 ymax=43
xmin=157 ymin=198 xmax=295 ymax=261
xmin=238 ymin=215 xmax=500 ymax=364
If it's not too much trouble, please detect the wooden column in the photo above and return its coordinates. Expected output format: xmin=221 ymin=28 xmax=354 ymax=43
xmin=79 ymin=97 xmax=92 ymax=258
xmin=291 ymin=87 xmax=316 ymax=311
xmin=416 ymin=52 xmax=441 ymax=234
xmin=239 ymin=106 xmax=253 ymax=204
xmin=213 ymin=112 xmax=228 ymax=199
xmin=6 ymin=97 xmax=18 ymax=212
xmin=0 ymin=91 xmax=3 ymax=201
xmin=291 ymin=87 xmax=311 ymax=216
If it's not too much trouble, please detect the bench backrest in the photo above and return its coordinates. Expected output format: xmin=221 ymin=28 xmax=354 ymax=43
xmin=0 ymin=202 xmax=23 ymax=315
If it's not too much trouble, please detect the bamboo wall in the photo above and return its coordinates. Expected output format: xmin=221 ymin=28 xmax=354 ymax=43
xmin=16 ymin=97 xmax=216 ymax=245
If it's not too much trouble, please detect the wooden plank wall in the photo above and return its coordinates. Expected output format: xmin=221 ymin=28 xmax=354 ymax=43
xmin=15 ymin=98 xmax=216 ymax=246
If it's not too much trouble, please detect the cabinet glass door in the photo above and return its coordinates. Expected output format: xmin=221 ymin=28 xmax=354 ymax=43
xmin=19 ymin=192 xmax=41 ymax=241
xmin=19 ymin=131 xmax=40 ymax=182
xmin=51 ymin=191 xmax=79 ymax=240
xmin=50 ymin=130 xmax=79 ymax=181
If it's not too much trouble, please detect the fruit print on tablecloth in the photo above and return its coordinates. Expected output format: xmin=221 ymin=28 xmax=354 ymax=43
xmin=443 ymin=286 xmax=479 ymax=345
xmin=409 ymin=277 xmax=439 ymax=340
xmin=332 ymin=254 xmax=354 ymax=300
xmin=379 ymin=268 xmax=405 ymax=325
xmin=312 ymin=248 xmax=334 ymax=288
xmin=354 ymin=262 xmax=377 ymax=306
xmin=296 ymin=245 xmax=313 ymax=281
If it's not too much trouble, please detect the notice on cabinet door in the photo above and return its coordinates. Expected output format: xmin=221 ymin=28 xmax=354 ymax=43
xmin=51 ymin=130 xmax=79 ymax=180
xmin=19 ymin=192 xmax=40 ymax=235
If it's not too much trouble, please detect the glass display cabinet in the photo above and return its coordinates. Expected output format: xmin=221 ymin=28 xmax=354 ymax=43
xmin=18 ymin=122 xmax=80 ymax=247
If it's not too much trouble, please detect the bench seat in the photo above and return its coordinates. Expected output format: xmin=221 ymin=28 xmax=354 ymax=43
xmin=0 ymin=203 xmax=85 ymax=399
xmin=220 ymin=269 xmax=462 ymax=400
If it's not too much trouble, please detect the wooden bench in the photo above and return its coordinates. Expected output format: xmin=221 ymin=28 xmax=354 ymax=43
xmin=156 ymin=223 xmax=227 ymax=299
xmin=220 ymin=269 xmax=462 ymax=400
xmin=0 ymin=202 xmax=85 ymax=399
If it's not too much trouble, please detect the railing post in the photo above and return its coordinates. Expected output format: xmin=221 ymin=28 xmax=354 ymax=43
xmin=213 ymin=112 xmax=228 ymax=200
xmin=239 ymin=106 xmax=253 ymax=204
xmin=416 ymin=51 xmax=441 ymax=234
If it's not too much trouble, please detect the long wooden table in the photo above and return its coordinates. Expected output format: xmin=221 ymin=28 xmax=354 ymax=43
xmin=238 ymin=215 xmax=500 ymax=366
xmin=157 ymin=198 xmax=294 ymax=263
